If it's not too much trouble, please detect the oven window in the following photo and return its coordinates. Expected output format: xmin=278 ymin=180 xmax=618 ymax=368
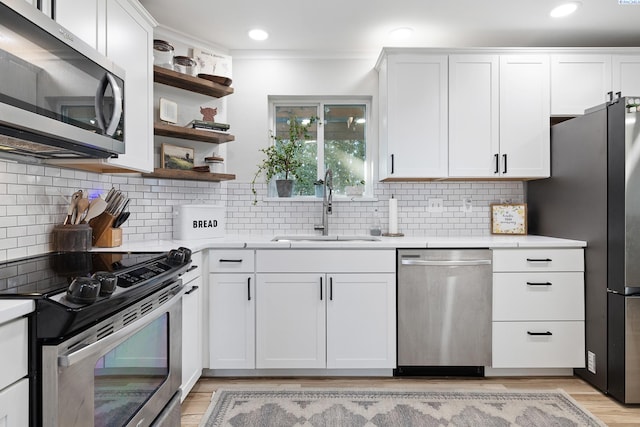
xmin=94 ymin=314 xmax=169 ymax=427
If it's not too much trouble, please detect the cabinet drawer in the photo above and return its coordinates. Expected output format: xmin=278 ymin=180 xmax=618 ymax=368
xmin=256 ymin=250 xmax=395 ymax=273
xmin=0 ymin=318 xmax=28 ymax=390
xmin=0 ymin=378 xmax=29 ymax=426
xmin=492 ymin=249 xmax=583 ymax=272
xmin=181 ymin=251 xmax=202 ymax=284
xmin=493 ymin=272 xmax=584 ymax=321
xmin=209 ymin=250 xmax=255 ymax=273
xmin=492 ymin=321 xmax=585 ymax=368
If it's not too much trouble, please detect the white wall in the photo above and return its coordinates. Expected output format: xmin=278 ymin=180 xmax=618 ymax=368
xmin=227 ymin=52 xmax=379 ymax=181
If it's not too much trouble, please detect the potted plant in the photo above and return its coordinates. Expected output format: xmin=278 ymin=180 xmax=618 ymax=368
xmin=251 ymin=115 xmax=317 ymax=204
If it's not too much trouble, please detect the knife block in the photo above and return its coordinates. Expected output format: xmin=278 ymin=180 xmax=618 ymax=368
xmin=89 ymin=212 xmax=122 ymax=247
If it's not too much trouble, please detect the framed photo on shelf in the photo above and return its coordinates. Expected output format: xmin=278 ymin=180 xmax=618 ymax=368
xmin=491 ymin=203 xmax=527 ymax=235
xmin=161 ymin=143 xmax=194 ymax=170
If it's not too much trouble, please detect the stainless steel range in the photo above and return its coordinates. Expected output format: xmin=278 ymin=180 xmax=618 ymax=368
xmin=0 ymin=247 xmax=193 ymax=427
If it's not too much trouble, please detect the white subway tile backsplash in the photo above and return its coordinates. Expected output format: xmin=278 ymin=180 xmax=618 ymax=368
xmin=0 ymin=160 xmax=524 ymax=260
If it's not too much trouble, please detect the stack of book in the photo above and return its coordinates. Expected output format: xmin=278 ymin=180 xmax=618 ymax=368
xmin=185 ymin=120 xmax=230 ymax=132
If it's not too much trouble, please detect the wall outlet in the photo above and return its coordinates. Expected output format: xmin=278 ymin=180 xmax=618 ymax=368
xmin=587 ymin=351 xmax=596 ymax=374
xmin=428 ymin=198 xmax=444 ymax=213
xmin=461 ymin=197 xmax=473 ymax=213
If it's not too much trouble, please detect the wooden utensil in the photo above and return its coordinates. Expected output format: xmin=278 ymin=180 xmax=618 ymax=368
xmin=74 ymin=198 xmax=90 ymax=225
xmin=83 ymin=197 xmax=107 ymax=223
xmin=64 ymin=190 xmax=83 ymax=225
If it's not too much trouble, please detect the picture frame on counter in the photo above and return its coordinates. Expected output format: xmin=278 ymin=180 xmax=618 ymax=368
xmin=491 ymin=203 xmax=527 ymax=235
xmin=161 ymin=143 xmax=194 ymax=170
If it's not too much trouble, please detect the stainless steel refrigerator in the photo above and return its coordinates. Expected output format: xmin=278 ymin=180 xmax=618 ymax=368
xmin=527 ymin=95 xmax=640 ymax=404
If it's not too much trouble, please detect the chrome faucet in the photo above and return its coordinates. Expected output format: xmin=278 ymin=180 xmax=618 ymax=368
xmin=314 ymin=169 xmax=333 ymax=235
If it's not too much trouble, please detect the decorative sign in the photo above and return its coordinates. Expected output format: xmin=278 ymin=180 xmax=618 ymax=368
xmin=491 ymin=204 xmax=527 ymax=235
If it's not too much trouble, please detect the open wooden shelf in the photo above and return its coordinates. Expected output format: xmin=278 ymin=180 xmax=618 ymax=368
xmin=142 ymin=168 xmax=236 ymax=182
xmin=154 ymin=122 xmax=235 ymax=144
xmin=153 ymin=66 xmax=234 ymax=98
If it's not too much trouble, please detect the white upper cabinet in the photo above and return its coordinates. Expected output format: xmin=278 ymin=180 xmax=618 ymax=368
xmin=448 ymin=55 xmax=500 ymax=178
xmin=551 ymin=55 xmax=611 ymax=115
xmin=613 ymin=55 xmax=640 ymax=97
xmin=54 ymin=0 xmax=99 ymax=49
xmin=378 ymin=52 xmax=448 ymax=179
xmin=449 ymin=54 xmax=550 ymax=178
xmin=499 ymin=55 xmax=550 ymax=178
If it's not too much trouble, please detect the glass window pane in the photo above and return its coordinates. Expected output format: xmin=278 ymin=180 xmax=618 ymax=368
xmin=324 ymin=104 xmax=366 ymax=195
xmin=274 ymin=105 xmax=318 ymax=196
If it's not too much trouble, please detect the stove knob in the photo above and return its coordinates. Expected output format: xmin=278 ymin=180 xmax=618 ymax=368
xmin=92 ymin=271 xmax=118 ymax=296
xmin=167 ymin=249 xmax=186 ymax=265
xmin=178 ymin=247 xmax=192 ymax=263
xmin=67 ymin=277 xmax=101 ymax=304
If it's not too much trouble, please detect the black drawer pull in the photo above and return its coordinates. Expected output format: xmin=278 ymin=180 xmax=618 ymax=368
xmin=185 ymin=285 xmax=199 ymax=295
xmin=186 ymin=265 xmax=198 ymax=273
xmin=527 ymin=331 xmax=553 ymax=336
xmin=330 ymin=277 xmax=333 ymax=301
xmin=526 ymin=258 xmax=552 ymax=262
xmin=320 ymin=277 xmax=323 ymax=300
xmin=248 ymin=277 xmax=251 ymax=301
xmin=219 ymin=259 xmax=243 ymax=263
xmin=526 ymin=282 xmax=552 ymax=286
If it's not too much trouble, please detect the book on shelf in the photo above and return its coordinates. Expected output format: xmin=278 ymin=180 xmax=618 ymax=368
xmin=185 ymin=119 xmax=230 ymax=132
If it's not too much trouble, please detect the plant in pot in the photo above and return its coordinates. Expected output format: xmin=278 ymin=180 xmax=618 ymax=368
xmin=251 ymin=115 xmax=317 ymax=205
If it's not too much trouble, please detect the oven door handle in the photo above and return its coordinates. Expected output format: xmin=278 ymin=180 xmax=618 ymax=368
xmin=58 ymin=286 xmax=186 ymax=368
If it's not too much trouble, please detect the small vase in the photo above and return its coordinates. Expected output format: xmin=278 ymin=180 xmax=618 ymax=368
xmin=276 ymin=179 xmax=293 ymax=197
xmin=314 ymin=184 xmax=323 ymax=198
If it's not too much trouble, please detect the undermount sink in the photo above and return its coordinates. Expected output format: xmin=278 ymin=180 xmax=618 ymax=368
xmin=271 ymin=235 xmax=381 ymax=242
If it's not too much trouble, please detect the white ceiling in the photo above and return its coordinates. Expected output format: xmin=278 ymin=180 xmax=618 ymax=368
xmin=139 ymin=0 xmax=640 ymax=54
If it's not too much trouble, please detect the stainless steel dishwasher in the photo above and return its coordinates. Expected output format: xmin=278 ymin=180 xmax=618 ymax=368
xmin=395 ymin=249 xmax=492 ymax=376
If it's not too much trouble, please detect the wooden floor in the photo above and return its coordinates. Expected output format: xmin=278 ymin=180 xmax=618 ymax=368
xmin=180 ymin=376 xmax=640 ymax=426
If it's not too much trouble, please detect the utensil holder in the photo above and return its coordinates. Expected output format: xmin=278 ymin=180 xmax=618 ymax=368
xmin=52 ymin=224 xmax=92 ymax=251
xmin=89 ymin=212 xmax=122 ymax=247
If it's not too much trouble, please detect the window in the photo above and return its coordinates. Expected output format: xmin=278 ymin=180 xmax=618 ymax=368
xmin=270 ymin=99 xmax=371 ymax=197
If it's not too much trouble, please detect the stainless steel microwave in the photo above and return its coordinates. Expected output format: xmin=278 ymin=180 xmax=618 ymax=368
xmin=0 ymin=0 xmax=125 ymax=160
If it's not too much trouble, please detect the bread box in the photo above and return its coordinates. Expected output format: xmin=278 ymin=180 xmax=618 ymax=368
xmin=173 ymin=204 xmax=225 ymax=240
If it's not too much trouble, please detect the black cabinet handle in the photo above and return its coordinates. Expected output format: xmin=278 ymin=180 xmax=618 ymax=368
xmin=502 ymin=154 xmax=507 ymax=174
xmin=527 ymin=331 xmax=553 ymax=336
xmin=329 ymin=277 xmax=333 ymax=301
xmin=185 ymin=285 xmax=199 ymax=295
xmin=391 ymin=154 xmax=395 ymax=174
xmin=186 ymin=265 xmax=198 ymax=273
xmin=247 ymin=277 xmax=251 ymax=301
xmin=494 ymin=154 xmax=499 ymax=174
xmin=219 ymin=259 xmax=243 ymax=263
xmin=526 ymin=282 xmax=552 ymax=286
xmin=320 ymin=277 xmax=323 ymax=300
xmin=526 ymin=258 xmax=552 ymax=262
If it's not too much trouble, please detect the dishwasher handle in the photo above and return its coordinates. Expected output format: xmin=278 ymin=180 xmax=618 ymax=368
xmin=401 ymin=259 xmax=491 ymax=266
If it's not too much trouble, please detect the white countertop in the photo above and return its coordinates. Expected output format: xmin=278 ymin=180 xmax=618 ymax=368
xmin=103 ymin=234 xmax=586 ymax=253
xmin=0 ymin=300 xmax=34 ymax=325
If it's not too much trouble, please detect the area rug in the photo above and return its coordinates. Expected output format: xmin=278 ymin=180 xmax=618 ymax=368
xmin=200 ymin=388 xmax=606 ymax=427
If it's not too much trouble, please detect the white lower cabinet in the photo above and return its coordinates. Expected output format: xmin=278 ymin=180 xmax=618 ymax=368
xmin=180 ymin=251 xmax=203 ymax=401
xmin=326 ymin=273 xmax=396 ymax=369
xmin=0 ymin=378 xmax=29 ymax=427
xmin=492 ymin=248 xmax=585 ymax=369
xmin=255 ymin=250 xmax=396 ymax=370
xmin=209 ymin=273 xmax=255 ymax=369
xmin=208 ymin=250 xmax=255 ymax=370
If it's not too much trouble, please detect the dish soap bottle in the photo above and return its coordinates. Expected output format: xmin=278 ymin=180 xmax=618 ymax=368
xmin=370 ymin=208 xmax=382 ymax=236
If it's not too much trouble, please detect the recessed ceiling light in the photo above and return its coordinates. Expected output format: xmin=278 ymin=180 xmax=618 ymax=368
xmin=550 ymin=2 xmax=581 ymax=18
xmin=248 ymin=29 xmax=269 ymax=41
xmin=389 ymin=27 xmax=414 ymax=41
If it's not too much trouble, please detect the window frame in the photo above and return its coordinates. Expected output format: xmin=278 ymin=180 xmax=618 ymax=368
xmin=268 ymin=96 xmax=373 ymax=199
